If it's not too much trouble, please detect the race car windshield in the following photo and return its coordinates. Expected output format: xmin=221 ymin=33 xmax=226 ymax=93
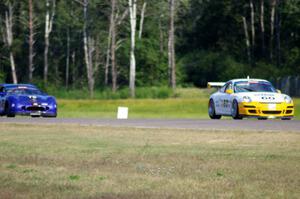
xmin=234 ymin=81 xmax=276 ymax=93
xmin=7 ymin=88 xmax=43 ymax=95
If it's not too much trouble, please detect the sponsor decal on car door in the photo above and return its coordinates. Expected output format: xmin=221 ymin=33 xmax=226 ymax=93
xmin=215 ymin=84 xmax=227 ymax=114
xmin=222 ymin=83 xmax=233 ymax=115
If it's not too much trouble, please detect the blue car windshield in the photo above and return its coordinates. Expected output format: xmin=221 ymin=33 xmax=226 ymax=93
xmin=7 ymin=88 xmax=43 ymax=95
xmin=234 ymin=81 xmax=276 ymax=93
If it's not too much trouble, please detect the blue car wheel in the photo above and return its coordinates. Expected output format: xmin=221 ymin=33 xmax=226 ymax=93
xmin=5 ymin=102 xmax=15 ymax=117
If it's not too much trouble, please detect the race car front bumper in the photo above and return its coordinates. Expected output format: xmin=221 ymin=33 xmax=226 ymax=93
xmin=238 ymin=102 xmax=294 ymax=119
xmin=9 ymin=103 xmax=57 ymax=117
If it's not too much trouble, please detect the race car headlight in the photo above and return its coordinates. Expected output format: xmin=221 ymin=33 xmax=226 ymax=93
xmin=284 ymin=96 xmax=292 ymax=104
xmin=242 ymin=96 xmax=252 ymax=103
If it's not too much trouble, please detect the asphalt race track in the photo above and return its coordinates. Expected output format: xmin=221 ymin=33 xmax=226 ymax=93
xmin=0 ymin=118 xmax=300 ymax=132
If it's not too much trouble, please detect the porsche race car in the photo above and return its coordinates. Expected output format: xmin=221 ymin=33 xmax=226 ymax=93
xmin=208 ymin=78 xmax=294 ymax=120
xmin=0 ymin=84 xmax=57 ymax=117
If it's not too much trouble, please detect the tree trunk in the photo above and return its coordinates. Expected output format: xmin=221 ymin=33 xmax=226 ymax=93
xmin=159 ymin=15 xmax=164 ymax=54
xmin=270 ymin=0 xmax=276 ymax=60
xmin=88 ymin=37 xmax=95 ymax=96
xmin=250 ymin=0 xmax=255 ymax=48
xmin=138 ymin=2 xmax=147 ymax=39
xmin=111 ymin=0 xmax=117 ymax=92
xmin=4 ymin=4 xmax=18 ymax=84
xmin=168 ymin=0 xmax=176 ymax=89
xmin=44 ymin=36 xmax=49 ymax=83
xmin=44 ymin=0 xmax=56 ymax=85
xmin=105 ymin=15 xmax=112 ymax=86
xmin=260 ymin=0 xmax=265 ymax=56
xmin=83 ymin=0 xmax=94 ymax=98
xmin=129 ymin=0 xmax=137 ymax=98
xmin=242 ymin=16 xmax=251 ymax=66
xmin=65 ymin=28 xmax=70 ymax=89
xmin=82 ymin=0 xmax=96 ymax=98
xmin=71 ymin=51 xmax=76 ymax=87
xmin=107 ymin=1 xmax=128 ymax=90
xmin=111 ymin=33 xmax=117 ymax=92
xmin=28 ymin=0 xmax=34 ymax=82
xmin=94 ymin=36 xmax=100 ymax=74
xmin=275 ymin=0 xmax=281 ymax=68
xmin=83 ymin=1 xmax=90 ymax=88
xmin=9 ymin=52 xmax=17 ymax=84
xmin=44 ymin=0 xmax=49 ymax=84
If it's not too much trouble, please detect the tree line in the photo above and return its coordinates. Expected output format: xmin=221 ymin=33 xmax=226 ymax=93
xmin=0 ymin=0 xmax=299 ymax=97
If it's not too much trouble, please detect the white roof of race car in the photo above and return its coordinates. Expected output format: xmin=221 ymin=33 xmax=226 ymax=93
xmin=207 ymin=78 xmax=271 ymax=88
xmin=229 ymin=79 xmax=270 ymax=84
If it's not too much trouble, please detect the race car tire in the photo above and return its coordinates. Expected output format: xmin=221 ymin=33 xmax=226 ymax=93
xmin=231 ymin=100 xmax=243 ymax=120
xmin=42 ymin=113 xmax=57 ymax=118
xmin=5 ymin=102 xmax=15 ymax=118
xmin=281 ymin=117 xmax=292 ymax=120
xmin=258 ymin=117 xmax=267 ymax=120
xmin=208 ymin=99 xmax=221 ymax=119
xmin=42 ymin=115 xmax=57 ymax=118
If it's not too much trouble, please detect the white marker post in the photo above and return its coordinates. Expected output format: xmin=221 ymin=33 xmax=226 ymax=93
xmin=117 ymin=107 xmax=128 ymax=119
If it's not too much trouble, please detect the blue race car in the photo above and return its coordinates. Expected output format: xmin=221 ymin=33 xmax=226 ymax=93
xmin=0 ymin=84 xmax=57 ymax=117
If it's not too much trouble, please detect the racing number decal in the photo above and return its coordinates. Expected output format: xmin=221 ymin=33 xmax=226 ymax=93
xmin=222 ymin=99 xmax=230 ymax=108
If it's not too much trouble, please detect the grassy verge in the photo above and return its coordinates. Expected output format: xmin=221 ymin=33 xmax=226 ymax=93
xmin=57 ymin=98 xmax=209 ymax=118
xmin=48 ymin=87 xmax=175 ymax=99
xmin=57 ymin=97 xmax=300 ymax=119
xmin=56 ymin=88 xmax=214 ymax=118
xmin=0 ymin=123 xmax=299 ymax=198
xmin=47 ymin=87 xmax=214 ymax=100
xmin=48 ymin=87 xmax=299 ymax=119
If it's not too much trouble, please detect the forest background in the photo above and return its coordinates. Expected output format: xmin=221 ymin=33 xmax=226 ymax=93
xmin=0 ymin=0 xmax=299 ymax=98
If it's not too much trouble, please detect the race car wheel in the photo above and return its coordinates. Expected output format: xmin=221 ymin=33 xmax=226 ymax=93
xmin=5 ymin=102 xmax=15 ymax=118
xmin=231 ymin=100 xmax=243 ymax=120
xmin=281 ymin=117 xmax=292 ymax=120
xmin=42 ymin=115 xmax=57 ymax=118
xmin=208 ymin=99 xmax=221 ymax=119
xmin=258 ymin=117 xmax=267 ymax=120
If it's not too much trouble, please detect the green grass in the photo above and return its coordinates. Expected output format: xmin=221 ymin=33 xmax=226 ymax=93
xmin=46 ymin=87 xmax=300 ymax=119
xmin=57 ymin=97 xmax=300 ymax=119
xmin=56 ymin=88 xmax=213 ymax=118
xmin=294 ymin=99 xmax=300 ymax=119
xmin=48 ymin=87 xmax=215 ymax=99
xmin=0 ymin=123 xmax=299 ymax=198
xmin=51 ymin=88 xmax=300 ymax=119
xmin=57 ymin=98 xmax=209 ymax=118
xmin=48 ymin=87 xmax=176 ymax=99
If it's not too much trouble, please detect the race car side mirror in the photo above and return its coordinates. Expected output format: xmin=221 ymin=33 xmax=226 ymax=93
xmin=226 ymin=89 xmax=233 ymax=94
xmin=276 ymin=89 xmax=281 ymax=94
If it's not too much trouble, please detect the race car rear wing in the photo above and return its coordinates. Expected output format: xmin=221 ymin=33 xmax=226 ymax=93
xmin=207 ymin=82 xmax=225 ymax=88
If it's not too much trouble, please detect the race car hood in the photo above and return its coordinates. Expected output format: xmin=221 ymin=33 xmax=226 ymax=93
xmin=14 ymin=94 xmax=55 ymax=104
xmin=235 ymin=92 xmax=289 ymax=103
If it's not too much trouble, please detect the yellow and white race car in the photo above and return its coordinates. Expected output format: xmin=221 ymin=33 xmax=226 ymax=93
xmin=208 ymin=78 xmax=294 ymax=120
